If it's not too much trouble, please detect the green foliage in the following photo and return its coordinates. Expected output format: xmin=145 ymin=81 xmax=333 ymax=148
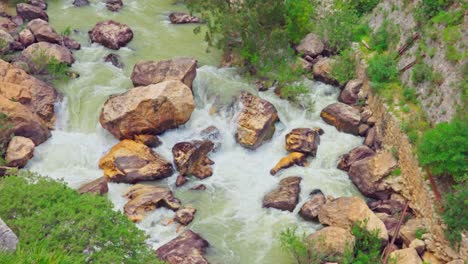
xmin=0 ymin=112 xmax=13 ymax=165
xmin=441 ymin=185 xmax=468 ymax=247
xmin=369 ymin=20 xmax=398 ymax=52
xmin=0 ymin=172 xmax=163 ymax=264
xmin=279 ymin=227 xmax=330 ymax=264
xmin=418 ymin=119 xmax=468 ymax=183
xmin=442 ymin=26 xmax=462 ymax=45
xmin=412 ymin=63 xmax=433 ymax=84
xmin=431 ymin=10 xmax=464 ymax=26
xmin=61 ymin=26 xmax=72 ymax=37
xmin=280 ymin=83 xmax=309 ymax=102
xmin=347 ymin=0 xmax=380 ymax=16
xmin=29 ymin=49 xmax=70 ymax=81
xmin=284 ymin=0 xmax=314 ymax=43
xmin=419 ymin=0 xmax=455 ymax=20
xmin=331 ymin=49 xmax=356 ymax=86
xmin=402 ymin=87 xmax=418 ymax=104
xmin=367 ymin=53 xmax=399 ymax=86
xmin=415 ymin=227 xmax=428 ymax=240
xmin=341 ymin=220 xmax=382 ymax=264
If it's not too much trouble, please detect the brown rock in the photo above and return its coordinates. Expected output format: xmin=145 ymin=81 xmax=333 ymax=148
xmin=21 ymin=42 xmax=75 ymax=73
xmin=19 ymin=28 xmax=35 ymax=47
xmin=134 ymin=134 xmax=161 ymax=148
xmin=358 ymin=123 xmax=369 ymax=136
xmin=131 ymin=58 xmax=197 ymax=88
xmin=172 ymin=140 xmax=214 ymax=185
xmin=409 ymin=239 xmax=426 ymax=255
xmin=0 ymin=17 xmax=17 ymax=33
xmin=190 ymin=184 xmax=206 ymax=191
xmin=299 ymin=189 xmax=326 ymax=221
xmin=0 ymin=81 xmax=32 ymax=104
xmin=339 ymin=79 xmax=363 ymax=105
xmin=100 ymin=80 xmax=195 ymax=139
xmin=368 ymin=199 xmax=406 ymax=215
xmin=104 ymin=53 xmax=123 ymax=68
xmin=285 ymin=128 xmax=321 ymax=156
xmin=376 ymin=213 xmax=399 ymax=239
xmin=263 ymin=176 xmax=302 ymax=212
xmin=156 ymin=230 xmax=209 ymax=264
xmin=364 ymin=126 xmax=382 ymax=150
xmin=0 ymin=218 xmax=18 ymax=252
xmin=313 ymin=57 xmax=338 ymax=85
xmin=306 ymin=226 xmax=355 ymax=261
xmin=27 ymin=0 xmax=47 ymax=10
xmin=169 ymin=12 xmax=201 ymax=24
xmin=62 ymin=36 xmax=80 ymax=50
xmin=78 ymin=177 xmax=109 ymax=195
xmin=16 ymin=3 xmax=48 ymax=21
xmin=72 ymin=0 xmax=89 ymax=7
xmin=296 ymin=33 xmax=324 ymax=58
xmin=320 ymin=103 xmax=361 ymax=135
xmin=123 ymin=184 xmax=181 ymax=222
xmin=389 ymin=248 xmax=423 ymax=264
xmin=27 ymin=19 xmax=60 ymax=44
xmin=337 ymin=145 xmax=375 ymax=171
xmin=235 ymin=92 xmax=279 ymax=149
xmin=400 ymin=218 xmax=429 ymax=247
xmin=5 ymin=136 xmax=34 ymax=168
xmin=421 ymin=251 xmax=444 ymax=264
xmin=106 ymin=0 xmax=123 ymax=12
xmin=175 ymin=175 xmax=187 ymax=187
xmin=446 ymin=259 xmax=465 ymax=264
xmin=98 ymin=139 xmax=173 ymax=183
xmin=270 ymin=152 xmax=307 ymax=175
xmin=175 ymin=206 xmax=196 ymax=225
xmin=199 ymin=125 xmax=221 ymax=151
xmin=89 ymin=20 xmax=133 ymax=50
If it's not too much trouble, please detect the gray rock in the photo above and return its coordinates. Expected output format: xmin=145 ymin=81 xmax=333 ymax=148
xmin=0 ymin=218 xmax=18 ymax=252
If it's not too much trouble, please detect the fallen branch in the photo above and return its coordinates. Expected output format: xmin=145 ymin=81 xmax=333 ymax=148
xmin=381 ymin=200 xmax=410 ymax=264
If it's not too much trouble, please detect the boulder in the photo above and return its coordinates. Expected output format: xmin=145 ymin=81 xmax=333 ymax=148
xmin=5 ymin=136 xmax=34 ymax=168
xmin=134 ymin=134 xmax=161 ymax=148
xmin=106 ymin=0 xmax=123 ymax=12
xmin=0 ymin=17 xmax=17 ymax=33
xmin=263 ymin=176 xmax=302 ymax=212
xmin=156 ymin=230 xmax=209 ymax=264
xmin=19 ymin=28 xmax=35 ymax=47
xmin=313 ymin=57 xmax=338 ymax=85
xmin=376 ymin=213 xmax=399 ymax=239
xmin=104 ymin=53 xmax=123 ymax=68
xmin=409 ymin=239 xmax=426 ymax=255
xmin=16 ymin=3 xmax=48 ymax=21
xmin=0 ymin=81 xmax=32 ymax=104
xmin=27 ymin=19 xmax=61 ymax=44
xmin=98 ymin=139 xmax=173 ymax=183
xmin=62 ymin=36 xmax=80 ymax=50
xmin=131 ymin=58 xmax=197 ymax=88
xmin=199 ymin=125 xmax=221 ymax=151
xmin=89 ymin=20 xmax=133 ymax=50
xmin=389 ymin=248 xmax=423 ymax=264
xmin=172 ymin=140 xmax=214 ymax=187
xmin=348 ymin=151 xmax=397 ymax=199
xmin=299 ymin=189 xmax=326 ymax=221
xmin=27 ymin=0 xmax=47 ymax=10
xmin=235 ymin=92 xmax=279 ymax=149
xmin=175 ymin=206 xmax=196 ymax=225
xmin=368 ymin=199 xmax=406 ymax=215
xmin=296 ymin=33 xmax=324 ymax=58
xmin=0 ymin=218 xmax=18 ymax=252
xmin=72 ymin=0 xmax=89 ymax=7
xmin=364 ymin=126 xmax=382 ymax=150
xmin=0 ymin=29 xmax=14 ymax=53
xmin=320 ymin=103 xmax=361 ymax=135
xmin=169 ymin=12 xmax=201 ymax=24
xmin=358 ymin=123 xmax=369 ymax=136
xmin=21 ymin=42 xmax=75 ymax=73
xmin=337 ymin=145 xmax=375 ymax=171
xmin=421 ymin=251 xmax=444 ymax=264
xmin=306 ymin=226 xmax=355 ymax=261
xmin=11 ymin=16 xmax=24 ymax=27
xmin=78 ymin=177 xmax=109 ymax=195
xmin=270 ymin=152 xmax=307 ymax=175
xmin=99 ymin=80 xmax=195 ymax=139
xmin=9 ymin=41 xmax=25 ymax=51
xmin=339 ymin=79 xmax=363 ymax=105
xmin=123 ymin=184 xmax=181 ymax=222
xmin=400 ymin=218 xmax=429 ymax=247
xmin=285 ymin=128 xmax=322 ymax=156
xmin=318 ymin=196 xmax=388 ymax=242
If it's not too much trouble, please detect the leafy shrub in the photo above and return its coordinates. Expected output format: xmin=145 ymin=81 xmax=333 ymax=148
xmin=0 ymin=113 xmax=12 ymax=165
xmin=431 ymin=10 xmax=464 ymax=26
xmin=347 ymin=0 xmax=380 ymax=16
xmin=402 ymin=87 xmax=418 ymax=104
xmin=331 ymin=49 xmax=356 ymax=86
xmin=412 ymin=63 xmax=433 ymax=84
xmin=29 ymin=49 xmax=70 ymax=81
xmin=367 ymin=53 xmax=399 ymax=85
xmin=369 ymin=20 xmax=398 ymax=52
xmin=341 ymin=220 xmax=382 ymax=264
xmin=419 ymin=0 xmax=455 ymax=20
xmin=279 ymin=227 xmax=330 ymax=264
xmin=280 ymin=83 xmax=309 ymax=102
xmin=284 ymin=0 xmax=314 ymax=43
xmin=0 ymin=172 xmax=162 ymax=264
xmin=441 ymin=185 xmax=468 ymax=247
xmin=415 ymin=227 xmax=428 ymax=240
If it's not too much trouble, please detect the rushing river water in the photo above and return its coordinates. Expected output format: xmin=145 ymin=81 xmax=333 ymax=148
xmin=24 ymin=0 xmax=363 ymax=263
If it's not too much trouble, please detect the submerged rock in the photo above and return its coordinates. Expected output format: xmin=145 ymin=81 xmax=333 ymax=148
xmin=299 ymin=189 xmax=326 ymax=221
xmin=99 ymin=139 xmax=173 ymax=183
xmin=320 ymin=102 xmax=361 ymax=135
xmin=104 ymin=53 xmax=123 ymax=68
xmin=78 ymin=177 xmax=109 ymax=195
xmin=337 ymin=145 xmax=375 ymax=171
xmin=169 ymin=12 xmax=201 ymax=24
xmin=27 ymin=18 xmax=61 ymax=44
xmin=106 ymin=0 xmax=123 ymax=12
xmin=285 ymin=128 xmax=322 ymax=156
xmin=296 ymin=33 xmax=324 ymax=58
xmin=172 ymin=140 xmax=214 ymax=187
xmin=0 ymin=218 xmax=18 ymax=252
xmin=99 ymin=80 xmax=195 ymax=139
xmin=72 ymin=0 xmax=89 ymax=7
xmin=5 ymin=136 xmax=34 ymax=168
xmin=89 ymin=20 xmax=133 ymax=50
xmin=175 ymin=206 xmax=197 ymax=225
xmin=156 ymin=230 xmax=210 ymax=264
xmin=16 ymin=3 xmax=48 ymax=21
xmin=190 ymin=184 xmax=206 ymax=191
xmin=263 ymin=176 xmax=302 ymax=212
xmin=306 ymin=226 xmax=355 ymax=261
xmin=270 ymin=152 xmax=307 ymax=175
xmin=123 ymin=184 xmax=181 ymax=222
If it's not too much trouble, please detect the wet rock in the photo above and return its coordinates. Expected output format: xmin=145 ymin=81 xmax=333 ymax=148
xmin=299 ymin=189 xmax=326 ymax=221
xmin=62 ymin=36 xmax=80 ymax=50
xmin=169 ymin=12 xmax=201 ymax=24
xmin=270 ymin=152 xmax=307 ymax=175
xmin=0 ymin=17 xmax=17 ymax=33
xmin=72 ymin=0 xmax=89 ymax=7
xmin=156 ymin=230 xmax=209 ymax=264
xmin=306 ymin=226 xmax=355 ymax=261
xmin=0 ymin=29 xmax=14 ymax=53
xmin=263 ymin=176 xmax=302 ymax=212
xmin=21 ymin=42 xmax=75 ymax=73
xmin=134 ymin=134 xmax=161 ymax=148
xmin=312 ymin=57 xmax=338 ymax=85
xmin=339 ymin=79 xmax=363 ymax=105
xmin=104 ymin=53 xmax=123 ymax=68
xmin=400 ymin=218 xmax=429 ymax=247
xmin=364 ymin=126 xmax=382 ymax=150
xmin=285 ymin=128 xmax=321 ymax=156
xmin=78 ymin=177 xmax=109 ymax=195
xmin=106 ymin=0 xmax=123 ymax=12
xmin=99 ymin=80 xmax=195 ymax=139
xmin=5 ymin=136 xmax=34 ymax=168
xmin=89 ymin=20 xmax=133 ymax=50
xmin=348 ymin=151 xmax=397 ymax=200
xmin=175 ymin=206 xmax=196 ymax=225
xmin=131 ymin=57 xmax=197 ymax=88
xmin=0 ymin=218 xmax=18 ymax=252
xmin=318 ymin=196 xmax=388 ymax=242
xmin=337 ymin=145 xmax=375 ymax=171
xmin=19 ymin=28 xmax=35 ymax=47
xmin=296 ymin=33 xmax=324 ymax=58
xmin=389 ymin=248 xmax=423 ymax=264
xmin=16 ymin=3 xmax=48 ymax=21
xmin=235 ymin=92 xmax=279 ymax=149
xmin=98 ymin=139 xmax=173 ymax=183
xmin=123 ymin=184 xmax=181 ymax=222
xmin=27 ymin=19 xmax=61 ymax=44
xmin=199 ymin=126 xmax=221 ymax=151
xmin=172 ymin=140 xmax=214 ymax=186
xmin=27 ymin=0 xmax=47 ymax=10
xmin=320 ymin=102 xmax=361 ymax=135
xmin=409 ymin=239 xmax=426 ymax=255
xmin=190 ymin=184 xmax=206 ymax=191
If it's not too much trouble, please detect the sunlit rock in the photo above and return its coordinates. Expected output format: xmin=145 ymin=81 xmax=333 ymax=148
xmin=320 ymin=102 xmax=361 ymax=135
xmin=156 ymin=230 xmax=209 ymax=264
xmin=172 ymin=140 xmax=214 ymax=187
xmin=285 ymin=127 xmax=322 ymax=156
xmin=299 ymin=189 xmax=326 ymax=221
xmin=5 ymin=136 xmax=34 ymax=168
xmin=270 ymin=152 xmax=307 ymax=175
xmin=89 ymin=20 xmax=133 ymax=50
xmin=78 ymin=177 xmax=109 ymax=195
xmin=306 ymin=226 xmax=355 ymax=261
xmin=263 ymin=176 xmax=302 ymax=212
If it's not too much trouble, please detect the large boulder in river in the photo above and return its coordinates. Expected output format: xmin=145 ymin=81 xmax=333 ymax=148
xmin=235 ymin=92 xmax=279 ymax=149
xmin=27 ymin=19 xmax=61 ymax=44
xmin=318 ymin=196 xmax=388 ymax=242
xmin=296 ymin=33 xmax=324 ymax=58
xmin=99 ymin=80 xmax=195 ymax=139
xmin=337 ymin=145 xmax=375 ymax=171
xmin=320 ymin=103 xmax=361 ymax=135
xmin=299 ymin=189 xmax=326 ymax=221
xmin=339 ymin=79 xmax=363 ymax=105
xmin=5 ymin=136 xmax=34 ymax=168
xmin=156 ymin=230 xmax=210 ymax=264
xmin=263 ymin=176 xmax=302 ymax=212
xmin=98 ymin=139 xmax=173 ymax=183
xmin=172 ymin=140 xmax=214 ymax=187
xmin=169 ymin=12 xmax=201 ymax=24
xmin=0 ymin=218 xmax=18 ymax=252
xmin=175 ymin=206 xmax=197 ymax=225
xmin=313 ymin=57 xmax=338 ymax=85
xmin=285 ymin=128 xmax=322 ymax=156
xmin=89 ymin=20 xmax=133 ymax=50
xmin=306 ymin=226 xmax=355 ymax=261
xmin=389 ymin=248 xmax=423 ymax=264
xmin=78 ymin=177 xmax=109 ymax=195
xmin=21 ymin=42 xmax=75 ymax=72
xmin=16 ymin=3 xmax=48 ymax=21
xmin=131 ymin=58 xmax=197 ymax=88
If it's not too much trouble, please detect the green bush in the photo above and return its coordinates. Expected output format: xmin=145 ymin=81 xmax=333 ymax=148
xmin=369 ymin=20 xmax=398 ymax=52
xmin=441 ymin=185 xmax=468 ymax=247
xmin=431 ymin=10 xmax=464 ymax=26
xmin=331 ymin=49 xmax=356 ymax=86
xmin=341 ymin=220 xmax=382 ymax=264
xmin=402 ymin=87 xmax=418 ymax=104
xmin=0 ymin=172 xmax=163 ymax=264
xmin=417 ymin=119 xmax=468 ymax=183
xmin=367 ymin=53 xmax=399 ymax=85
xmin=419 ymin=0 xmax=455 ymax=20
xmin=412 ymin=63 xmax=433 ymax=84
xmin=284 ymin=0 xmax=314 ymax=43
xmin=0 ymin=112 xmax=12 ymax=165
xmin=279 ymin=227 xmax=330 ymax=264
xmin=280 ymin=83 xmax=309 ymax=102
xmin=348 ymin=0 xmax=380 ymax=16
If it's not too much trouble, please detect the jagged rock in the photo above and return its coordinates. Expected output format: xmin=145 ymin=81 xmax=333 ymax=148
xmin=99 ymin=80 xmax=195 ymax=139
xmin=0 ymin=17 xmax=17 ymax=33
xmin=400 ymin=218 xmax=429 ymax=247
xmin=337 ymin=145 xmax=375 ymax=171
xmin=263 ymin=176 xmax=302 ymax=212
xmin=172 ymin=140 xmax=214 ymax=187
xmin=19 ymin=28 xmax=35 ymax=47
xmin=131 ymin=57 xmax=197 ymax=88
xmin=175 ymin=206 xmax=196 ymax=225
xmin=156 ymin=230 xmax=209 ymax=264
xmin=358 ymin=123 xmax=369 ymax=136
xmin=72 ymin=0 xmax=89 ymax=7
xmin=364 ymin=126 xmax=382 ymax=150
xmin=348 ymin=151 xmax=397 ymax=200
xmin=376 ymin=213 xmax=399 ymax=239
xmin=134 ymin=134 xmax=161 ymax=148
xmin=123 ymin=184 xmax=181 ymax=222
xmin=296 ymin=33 xmax=324 ymax=58
xmin=409 ymin=239 xmax=426 ymax=255
xmin=16 ymin=3 xmax=48 ymax=21
xmin=306 ymin=226 xmax=355 ymax=261
xmin=0 ymin=29 xmax=14 ymax=53
xmin=98 ymin=140 xmax=173 ymax=183
xmin=169 ymin=12 xmax=201 ymax=24
xmin=368 ymin=199 xmax=406 ymax=215
xmin=389 ymin=248 xmax=423 ymax=264
xmin=27 ymin=0 xmax=47 ymax=10
xmin=89 ymin=20 xmax=133 ymax=50
xmin=339 ymin=79 xmax=363 ymax=105
xmin=0 ymin=166 xmax=14 ymax=177
xmin=190 ymin=184 xmax=206 ymax=191
xmin=27 ymin=19 xmax=61 ymax=44
xmin=199 ymin=126 xmax=221 ymax=151
xmin=0 ymin=218 xmax=18 ymax=252
xmin=318 ymin=196 xmax=388 ymax=242
xmin=21 ymin=42 xmax=75 ymax=73
xmin=270 ymin=152 xmax=307 ymax=175
xmin=320 ymin=102 xmax=361 ymax=135
xmin=106 ymin=0 xmax=123 ymax=12
xmin=5 ymin=136 xmax=34 ymax=168
xmin=313 ymin=57 xmax=338 ymax=85
xmin=78 ymin=177 xmax=109 ymax=195
xmin=62 ymin=36 xmax=80 ymax=50
xmin=104 ymin=53 xmax=123 ymax=68
xmin=285 ymin=128 xmax=321 ymax=156
xmin=235 ymin=92 xmax=279 ymax=149
xmin=421 ymin=251 xmax=444 ymax=264
xmin=299 ymin=189 xmax=326 ymax=221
